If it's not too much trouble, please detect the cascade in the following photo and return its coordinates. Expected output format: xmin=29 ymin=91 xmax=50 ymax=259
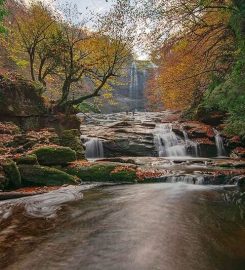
xmin=165 ymin=175 xmax=204 ymax=185
xmin=154 ymin=124 xmax=200 ymax=157
xmin=182 ymin=130 xmax=199 ymax=157
xmin=154 ymin=124 xmax=187 ymax=157
xmin=213 ymin=129 xmax=226 ymax=157
xmin=85 ymin=138 xmax=104 ymax=159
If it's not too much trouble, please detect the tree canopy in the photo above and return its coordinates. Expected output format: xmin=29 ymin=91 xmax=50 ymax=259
xmin=4 ymin=0 xmax=134 ymax=110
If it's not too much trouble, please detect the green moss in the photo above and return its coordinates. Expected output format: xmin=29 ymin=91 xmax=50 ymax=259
xmin=16 ymin=154 xmax=38 ymax=165
xmin=18 ymin=165 xmax=79 ymax=186
xmin=2 ymin=159 xmax=21 ymax=188
xmin=33 ymin=146 xmax=77 ymax=166
xmin=65 ymin=163 xmax=136 ymax=183
xmin=59 ymin=130 xmax=85 ymax=159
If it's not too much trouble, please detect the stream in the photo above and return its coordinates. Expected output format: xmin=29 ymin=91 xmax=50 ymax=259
xmin=0 ymin=183 xmax=244 ymax=270
xmin=0 ymin=111 xmax=245 ymax=269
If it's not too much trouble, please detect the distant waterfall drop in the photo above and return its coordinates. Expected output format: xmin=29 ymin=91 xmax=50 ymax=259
xmin=85 ymin=138 xmax=104 ymax=159
xmin=213 ymin=129 xmax=226 ymax=157
xmin=129 ymin=62 xmax=138 ymax=101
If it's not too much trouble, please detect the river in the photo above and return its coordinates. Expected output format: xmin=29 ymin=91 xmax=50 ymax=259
xmin=0 ymin=183 xmax=244 ymax=270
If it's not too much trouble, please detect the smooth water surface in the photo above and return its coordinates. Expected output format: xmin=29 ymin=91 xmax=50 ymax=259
xmin=0 ymin=184 xmax=244 ymax=270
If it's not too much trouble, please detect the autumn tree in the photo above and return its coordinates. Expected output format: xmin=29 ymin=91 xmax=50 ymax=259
xmin=140 ymin=0 xmax=237 ymax=110
xmin=6 ymin=0 xmax=57 ymax=86
xmin=5 ymin=1 xmax=134 ymax=110
xmin=52 ymin=1 xmax=134 ymax=109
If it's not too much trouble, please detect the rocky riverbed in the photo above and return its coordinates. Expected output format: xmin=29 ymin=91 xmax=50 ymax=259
xmin=0 ymin=110 xmax=245 ymax=199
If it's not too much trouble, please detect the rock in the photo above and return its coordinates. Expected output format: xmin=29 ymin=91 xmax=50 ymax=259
xmin=2 ymin=159 xmax=21 ymax=188
xmin=196 ymin=106 xmax=226 ymax=126
xmin=60 ymin=129 xmax=85 ymax=159
xmin=193 ymin=138 xmax=217 ymax=157
xmin=231 ymin=147 xmax=245 ymax=159
xmin=227 ymin=136 xmax=243 ymax=149
xmin=19 ymin=165 xmax=79 ymax=186
xmin=0 ymin=122 xmax=20 ymax=135
xmin=16 ymin=154 xmax=38 ymax=165
xmin=103 ymin=139 xmax=155 ymax=157
xmin=229 ymin=175 xmax=245 ymax=187
xmin=65 ymin=161 xmax=137 ymax=183
xmin=33 ymin=146 xmax=77 ymax=166
xmin=0 ymin=173 xmax=7 ymax=190
xmin=0 ymin=75 xmax=47 ymax=119
xmin=180 ymin=121 xmax=215 ymax=139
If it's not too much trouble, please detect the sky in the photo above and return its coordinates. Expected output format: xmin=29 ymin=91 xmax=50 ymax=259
xmin=27 ymin=0 xmax=149 ymax=60
xmin=48 ymin=0 xmax=114 ymax=15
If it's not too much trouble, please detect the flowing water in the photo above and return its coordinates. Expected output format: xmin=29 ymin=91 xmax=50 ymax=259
xmin=0 ymin=183 xmax=244 ymax=270
xmin=214 ymin=128 xmax=226 ymax=157
xmin=84 ymin=138 xmax=104 ymax=159
xmin=154 ymin=124 xmax=187 ymax=157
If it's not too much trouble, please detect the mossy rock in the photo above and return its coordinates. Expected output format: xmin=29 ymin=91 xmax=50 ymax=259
xmin=33 ymin=146 xmax=77 ymax=166
xmin=16 ymin=154 xmax=38 ymax=165
xmin=18 ymin=165 xmax=79 ymax=186
xmin=65 ymin=163 xmax=136 ymax=183
xmin=60 ymin=129 xmax=85 ymax=159
xmin=2 ymin=159 xmax=21 ymax=188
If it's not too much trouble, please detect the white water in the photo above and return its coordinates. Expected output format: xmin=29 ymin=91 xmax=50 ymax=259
xmin=154 ymin=124 xmax=201 ymax=157
xmin=85 ymin=138 xmax=104 ymax=159
xmin=129 ymin=62 xmax=138 ymax=102
xmin=213 ymin=129 xmax=226 ymax=157
xmin=182 ymin=130 xmax=199 ymax=157
xmin=154 ymin=124 xmax=187 ymax=157
xmin=0 ymin=185 xmax=98 ymax=220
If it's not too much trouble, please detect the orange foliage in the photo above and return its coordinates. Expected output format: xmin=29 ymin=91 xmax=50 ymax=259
xmin=146 ymin=6 xmax=235 ymax=111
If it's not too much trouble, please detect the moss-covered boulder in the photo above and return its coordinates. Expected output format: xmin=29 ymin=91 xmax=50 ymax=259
xmin=16 ymin=154 xmax=38 ymax=165
xmin=2 ymin=159 xmax=21 ymax=188
xmin=33 ymin=146 xmax=77 ymax=166
xmin=65 ymin=162 xmax=137 ymax=183
xmin=60 ymin=129 xmax=85 ymax=159
xmin=18 ymin=165 xmax=79 ymax=186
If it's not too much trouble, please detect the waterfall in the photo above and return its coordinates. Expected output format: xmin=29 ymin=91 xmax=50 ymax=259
xmin=154 ymin=124 xmax=187 ymax=157
xmin=213 ymin=129 xmax=226 ymax=157
xmin=182 ymin=130 xmax=199 ymax=157
xmin=129 ymin=62 xmax=138 ymax=101
xmin=85 ymin=138 xmax=104 ymax=159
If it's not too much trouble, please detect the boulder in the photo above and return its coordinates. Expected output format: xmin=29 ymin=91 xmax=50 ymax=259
xmin=0 ymin=75 xmax=47 ymax=119
xmin=231 ymin=147 xmax=245 ymax=159
xmin=16 ymin=154 xmax=38 ymax=165
xmin=229 ymin=175 xmax=245 ymax=187
xmin=2 ymin=159 xmax=21 ymax=188
xmin=103 ymin=139 xmax=155 ymax=157
xmin=19 ymin=165 xmax=79 ymax=186
xmin=60 ymin=129 xmax=85 ymax=159
xmin=0 ymin=169 xmax=7 ymax=190
xmin=33 ymin=146 xmax=77 ymax=166
xmin=65 ymin=161 xmax=137 ymax=183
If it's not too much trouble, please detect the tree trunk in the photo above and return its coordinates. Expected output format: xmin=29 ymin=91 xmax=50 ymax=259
xmin=30 ymin=54 xmax=35 ymax=81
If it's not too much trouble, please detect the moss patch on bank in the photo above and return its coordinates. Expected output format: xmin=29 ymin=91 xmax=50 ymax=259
xmin=19 ymin=165 xmax=79 ymax=186
xmin=65 ymin=162 xmax=137 ymax=183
